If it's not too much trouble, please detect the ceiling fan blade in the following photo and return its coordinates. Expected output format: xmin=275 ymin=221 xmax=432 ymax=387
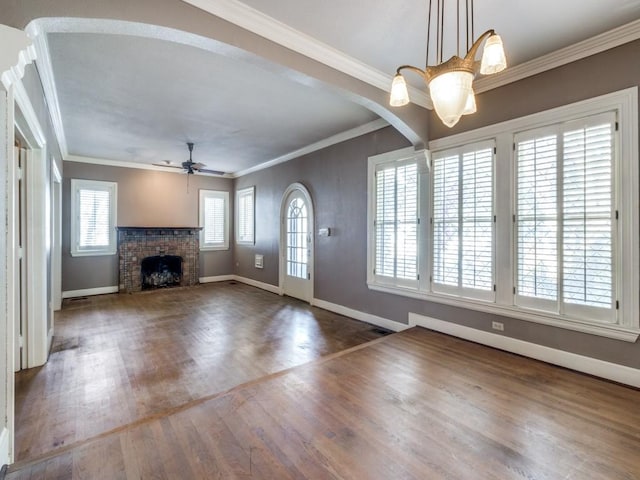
xmin=152 ymin=163 xmax=183 ymax=170
xmin=195 ymin=167 xmax=227 ymax=176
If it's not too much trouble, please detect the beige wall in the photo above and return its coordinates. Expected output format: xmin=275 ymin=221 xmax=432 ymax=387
xmin=62 ymin=162 xmax=234 ymax=291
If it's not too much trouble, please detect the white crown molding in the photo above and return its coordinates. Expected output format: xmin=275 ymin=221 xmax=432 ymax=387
xmin=180 ymin=0 xmax=431 ymax=108
xmin=475 ymin=18 xmax=640 ymax=94
xmin=233 ymin=118 xmax=390 ymax=178
xmin=409 ymin=313 xmax=640 ymax=388
xmin=0 ymin=24 xmax=37 ymax=91
xmin=64 ymin=119 xmax=388 ymax=177
xmin=24 ymin=21 xmax=68 ymax=157
xmin=64 ymin=154 xmax=233 ymax=177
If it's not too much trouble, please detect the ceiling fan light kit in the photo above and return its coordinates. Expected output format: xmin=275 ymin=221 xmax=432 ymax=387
xmin=390 ymin=0 xmax=507 ymax=128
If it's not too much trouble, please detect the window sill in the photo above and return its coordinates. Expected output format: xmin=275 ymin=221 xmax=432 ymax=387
xmin=200 ymin=246 xmax=229 ymax=252
xmin=367 ymin=282 xmax=640 ymax=342
xmin=70 ymin=250 xmax=116 ymax=257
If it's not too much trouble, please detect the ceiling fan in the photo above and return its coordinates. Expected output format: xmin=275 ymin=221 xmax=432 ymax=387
xmin=153 ymin=142 xmax=225 ymax=175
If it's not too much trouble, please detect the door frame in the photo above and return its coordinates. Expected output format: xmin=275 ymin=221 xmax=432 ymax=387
xmin=279 ymin=182 xmax=314 ymax=302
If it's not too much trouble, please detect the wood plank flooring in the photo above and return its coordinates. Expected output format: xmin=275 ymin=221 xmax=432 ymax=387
xmin=12 ymin=282 xmax=388 ymax=462
xmin=8 ymin=283 xmax=640 ymax=479
xmin=8 ymin=324 xmax=640 ymax=479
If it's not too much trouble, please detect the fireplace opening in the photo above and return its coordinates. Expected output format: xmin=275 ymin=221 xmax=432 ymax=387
xmin=141 ymin=255 xmax=183 ymax=290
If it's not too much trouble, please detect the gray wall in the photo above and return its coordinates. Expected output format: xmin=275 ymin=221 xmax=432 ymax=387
xmin=62 ymin=162 xmax=234 ymax=291
xmin=233 ymin=41 xmax=640 ymax=369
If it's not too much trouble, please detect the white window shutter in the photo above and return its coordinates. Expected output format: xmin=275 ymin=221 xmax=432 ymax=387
xmin=374 ymin=161 xmax=418 ymax=283
xmin=432 ymin=142 xmax=494 ymax=299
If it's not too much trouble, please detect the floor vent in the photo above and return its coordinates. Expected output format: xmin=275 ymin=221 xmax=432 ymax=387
xmin=371 ymin=327 xmax=392 ymax=336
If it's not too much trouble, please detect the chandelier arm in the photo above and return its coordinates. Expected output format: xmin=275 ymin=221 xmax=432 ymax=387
xmin=396 ymin=65 xmax=428 ymax=78
xmin=463 ymin=28 xmax=495 ymax=62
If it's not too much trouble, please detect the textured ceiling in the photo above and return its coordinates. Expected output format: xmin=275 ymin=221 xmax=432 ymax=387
xmin=14 ymin=0 xmax=640 ymax=174
xmin=47 ymin=32 xmax=379 ymax=173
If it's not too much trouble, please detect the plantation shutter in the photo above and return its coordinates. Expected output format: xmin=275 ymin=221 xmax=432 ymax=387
xmin=515 ymin=130 xmax=558 ymax=304
xmin=237 ymin=188 xmax=254 ymax=243
xmin=432 ymin=141 xmax=494 ymax=299
xmin=562 ymin=116 xmax=614 ymax=311
xmin=204 ymin=195 xmax=225 ymax=245
xmin=515 ymin=112 xmax=616 ymax=321
xmin=78 ymin=188 xmax=111 ymax=248
xmin=374 ymin=160 xmax=418 ymax=284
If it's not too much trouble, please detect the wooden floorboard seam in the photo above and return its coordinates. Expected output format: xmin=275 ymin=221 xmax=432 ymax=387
xmin=7 ymin=329 xmax=399 ymax=474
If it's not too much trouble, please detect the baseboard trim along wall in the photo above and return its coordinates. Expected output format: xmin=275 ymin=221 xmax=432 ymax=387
xmin=61 ymin=286 xmax=119 ymax=299
xmin=409 ymin=312 xmax=640 ymax=388
xmin=0 ymin=426 xmax=9 ymax=468
xmin=199 ymin=275 xmax=283 ymax=295
xmin=311 ymin=299 xmax=410 ymax=333
xmin=198 ymin=275 xmax=235 ymax=283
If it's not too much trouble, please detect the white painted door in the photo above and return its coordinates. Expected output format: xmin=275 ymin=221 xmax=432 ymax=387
xmin=281 ymin=187 xmax=313 ymax=302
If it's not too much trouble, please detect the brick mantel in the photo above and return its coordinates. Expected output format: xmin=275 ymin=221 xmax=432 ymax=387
xmin=117 ymin=227 xmax=202 ymax=293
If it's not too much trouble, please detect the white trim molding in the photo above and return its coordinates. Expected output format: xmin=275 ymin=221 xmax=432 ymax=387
xmin=312 ymin=299 xmax=409 ymax=333
xmin=0 ymin=427 xmax=8 ymax=467
xmin=234 ymin=276 xmax=282 ymax=295
xmin=62 ymin=286 xmax=119 ymax=299
xmin=409 ymin=313 xmax=640 ymax=388
xmin=179 ymin=0 xmax=430 ymax=108
xmin=199 ymin=275 xmax=235 ymax=283
xmin=0 ymin=24 xmax=36 ymax=91
xmin=234 ymin=119 xmax=389 ymax=178
xmin=475 ymin=19 xmax=640 ymax=94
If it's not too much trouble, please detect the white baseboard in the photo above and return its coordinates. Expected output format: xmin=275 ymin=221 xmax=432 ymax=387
xmin=233 ymin=276 xmax=282 ymax=295
xmin=62 ymin=286 xmax=119 ymax=299
xmin=312 ymin=298 xmax=410 ymax=332
xmin=0 ymin=426 xmax=9 ymax=467
xmin=199 ymin=275 xmax=235 ymax=283
xmin=409 ymin=313 xmax=640 ymax=388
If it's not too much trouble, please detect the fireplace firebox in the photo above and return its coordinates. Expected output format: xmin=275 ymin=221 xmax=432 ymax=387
xmin=141 ymin=255 xmax=183 ymax=290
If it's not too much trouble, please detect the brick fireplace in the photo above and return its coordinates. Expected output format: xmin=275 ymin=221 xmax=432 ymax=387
xmin=117 ymin=227 xmax=202 ymax=293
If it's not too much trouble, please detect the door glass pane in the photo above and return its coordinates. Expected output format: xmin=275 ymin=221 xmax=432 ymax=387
xmin=287 ymin=196 xmax=308 ymax=279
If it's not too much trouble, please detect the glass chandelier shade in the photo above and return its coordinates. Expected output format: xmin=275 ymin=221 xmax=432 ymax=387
xmin=428 ymin=70 xmax=474 ymax=127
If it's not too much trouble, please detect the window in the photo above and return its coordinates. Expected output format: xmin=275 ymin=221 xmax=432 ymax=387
xmin=367 ymin=88 xmax=639 ymax=340
xmin=368 ymin=147 xmax=421 ymax=289
xmin=236 ymin=186 xmax=255 ymax=244
xmin=70 ymin=179 xmax=117 ymax=256
xmin=515 ymin=113 xmax=616 ymax=323
xmin=432 ymin=141 xmax=494 ymax=300
xmin=199 ymin=190 xmax=229 ymax=250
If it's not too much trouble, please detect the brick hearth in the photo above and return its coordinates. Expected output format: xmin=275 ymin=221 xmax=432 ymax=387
xmin=117 ymin=227 xmax=201 ymax=293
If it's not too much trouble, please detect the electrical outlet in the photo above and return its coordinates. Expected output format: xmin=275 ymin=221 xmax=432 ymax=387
xmin=491 ymin=321 xmax=504 ymax=331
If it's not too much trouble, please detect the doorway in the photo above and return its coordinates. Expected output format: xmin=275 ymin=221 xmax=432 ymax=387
xmin=280 ymin=183 xmax=314 ymax=302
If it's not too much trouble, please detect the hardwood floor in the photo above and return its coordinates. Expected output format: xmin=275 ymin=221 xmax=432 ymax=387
xmin=12 ymin=282 xmax=388 ymax=462
xmin=8 ymin=284 xmax=640 ymax=479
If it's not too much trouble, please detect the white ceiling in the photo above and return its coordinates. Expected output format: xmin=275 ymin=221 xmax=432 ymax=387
xmin=26 ymin=0 xmax=640 ymax=175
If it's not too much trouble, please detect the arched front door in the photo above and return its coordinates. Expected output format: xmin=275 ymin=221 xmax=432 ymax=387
xmin=280 ymin=183 xmax=314 ymax=302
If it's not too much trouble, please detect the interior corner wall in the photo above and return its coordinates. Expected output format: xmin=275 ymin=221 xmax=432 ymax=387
xmin=232 ymin=40 xmax=640 ymax=370
xmin=61 ymin=163 xmax=234 ymax=292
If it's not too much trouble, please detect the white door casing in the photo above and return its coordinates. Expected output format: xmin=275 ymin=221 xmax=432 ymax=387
xmin=280 ymin=183 xmax=314 ymax=302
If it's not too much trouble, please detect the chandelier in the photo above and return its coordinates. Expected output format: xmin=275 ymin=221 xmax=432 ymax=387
xmin=390 ymin=0 xmax=507 ymax=128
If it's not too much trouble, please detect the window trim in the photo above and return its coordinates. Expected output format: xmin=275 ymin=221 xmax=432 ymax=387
xmin=70 ymin=179 xmax=117 ymax=257
xmin=367 ymin=146 xmax=426 ymax=291
xmin=199 ymin=189 xmax=229 ymax=251
xmin=236 ymin=186 xmax=255 ymax=245
xmin=367 ymin=88 xmax=639 ymax=342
